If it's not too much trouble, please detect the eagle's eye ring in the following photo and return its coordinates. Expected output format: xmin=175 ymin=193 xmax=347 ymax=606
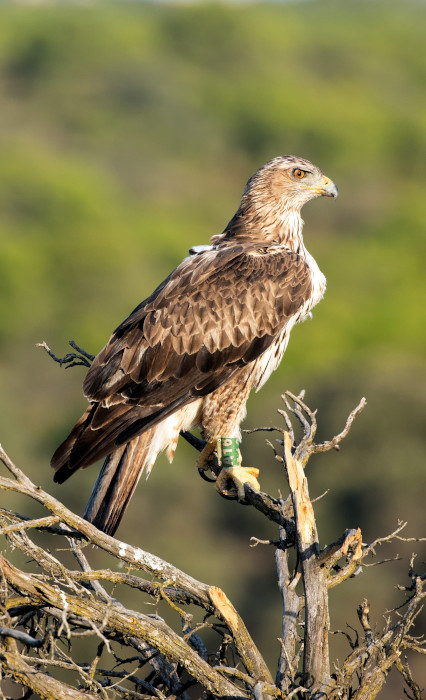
xmin=293 ymin=168 xmax=306 ymax=179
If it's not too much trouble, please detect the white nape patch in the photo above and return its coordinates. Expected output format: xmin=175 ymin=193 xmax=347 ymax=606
xmin=181 ymin=244 xmax=214 ymax=264
xmin=189 ymin=245 xmax=213 ymax=255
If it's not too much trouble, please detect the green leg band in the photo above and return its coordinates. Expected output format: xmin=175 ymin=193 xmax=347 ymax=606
xmin=217 ymin=437 xmax=241 ymax=468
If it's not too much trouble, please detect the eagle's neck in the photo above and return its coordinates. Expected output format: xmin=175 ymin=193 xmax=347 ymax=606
xmin=218 ymin=200 xmax=305 ymax=253
xmin=278 ymin=207 xmax=304 ymax=252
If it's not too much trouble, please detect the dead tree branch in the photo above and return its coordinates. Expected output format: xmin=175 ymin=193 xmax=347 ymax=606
xmin=0 ymin=385 xmax=424 ymax=699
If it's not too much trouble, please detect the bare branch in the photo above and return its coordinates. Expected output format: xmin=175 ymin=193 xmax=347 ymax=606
xmin=275 ymin=522 xmax=301 ymax=693
xmin=0 ymin=448 xmax=213 ymax=607
xmin=209 ymin=586 xmax=273 ymax=684
xmin=0 ymin=555 xmax=245 ymax=698
xmin=36 ymin=339 xmax=95 ymax=368
xmin=0 ymin=635 xmax=100 ymax=700
xmin=0 ymin=390 xmax=423 ymax=700
xmin=313 ymin=396 xmax=367 ymax=455
xmin=281 ymin=430 xmax=330 ymax=691
xmin=0 ymin=626 xmax=45 ymax=648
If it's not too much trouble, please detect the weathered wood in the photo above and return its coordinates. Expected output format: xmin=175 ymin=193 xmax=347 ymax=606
xmin=0 ymin=447 xmax=213 ymax=607
xmin=283 ymin=431 xmax=330 ymax=692
xmin=1 ymin=393 xmax=424 ymax=700
xmin=1 ymin=636 xmax=99 ymax=700
xmin=0 ymin=556 xmax=246 ymax=699
xmin=209 ymin=585 xmax=273 ymax=684
xmin=275 ymin=523 xmax=300 ymax=692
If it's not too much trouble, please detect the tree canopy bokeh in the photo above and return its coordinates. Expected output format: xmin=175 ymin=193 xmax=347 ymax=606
xmin=0 ymin=1 xmax=425 ymax=696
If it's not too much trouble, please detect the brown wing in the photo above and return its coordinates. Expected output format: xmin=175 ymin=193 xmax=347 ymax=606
xmin=52 ymin=243 xmax=311 ymax=479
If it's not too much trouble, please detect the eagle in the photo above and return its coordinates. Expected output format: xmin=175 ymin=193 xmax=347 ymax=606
xmin=51 ymin=155 xmax=338 ymax=536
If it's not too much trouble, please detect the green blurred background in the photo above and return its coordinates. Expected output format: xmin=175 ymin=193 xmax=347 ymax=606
xmin=0 ymin=0 xmax=425 ymax=695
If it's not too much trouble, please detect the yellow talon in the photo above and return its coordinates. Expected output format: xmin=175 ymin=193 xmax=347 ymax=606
xmin=215 ymin=465 xmax=260 ymax=501
xmin=197 ymin=436 xmax=261 ymax=500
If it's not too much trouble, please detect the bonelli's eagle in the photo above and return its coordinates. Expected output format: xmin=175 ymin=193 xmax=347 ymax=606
xmin=52 ymin=156 xmax=338 ymax=535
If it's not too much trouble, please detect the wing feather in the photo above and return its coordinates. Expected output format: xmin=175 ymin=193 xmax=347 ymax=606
xmin=84 ymin=244 xmax=311 ymax=400
xmin=54 ymin=243 xmax=312 ymax=472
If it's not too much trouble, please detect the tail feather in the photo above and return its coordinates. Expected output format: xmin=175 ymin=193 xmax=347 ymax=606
xmin=53 ymin=402 xmax=201 ymax=536
xmin=83 ymin=433 xmax=152 ymax=536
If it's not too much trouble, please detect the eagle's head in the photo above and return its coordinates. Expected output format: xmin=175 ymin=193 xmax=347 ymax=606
xmin=245 ymin=155 xmax=338 ymax=212
xmin=216 ymin=155 xmax=338 ymax=247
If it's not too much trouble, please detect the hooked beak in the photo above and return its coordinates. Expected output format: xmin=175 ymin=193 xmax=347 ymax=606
xmin=301 ymin=175 xmax=338 ymax=199
xmin=320 ymin=176 xmax=338 ymax=199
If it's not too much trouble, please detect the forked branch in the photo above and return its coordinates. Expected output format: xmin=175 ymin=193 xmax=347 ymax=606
xmin=0 ymin=387 xmax=424 ymax=700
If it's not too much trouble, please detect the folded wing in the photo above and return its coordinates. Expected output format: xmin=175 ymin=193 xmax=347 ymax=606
xmin=51 ymin=243 xmax=311 ymax=481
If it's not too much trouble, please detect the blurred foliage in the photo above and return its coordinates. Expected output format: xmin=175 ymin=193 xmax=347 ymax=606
xmin=0 ymin=1 xmax=425 ymax=696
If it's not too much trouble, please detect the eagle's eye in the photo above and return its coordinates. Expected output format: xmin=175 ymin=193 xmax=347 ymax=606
xmin=293 ymin=168 xmax=306 ymax=179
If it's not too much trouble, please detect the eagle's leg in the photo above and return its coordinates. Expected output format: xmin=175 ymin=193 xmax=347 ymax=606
xmin=214 ymin=439 xmax=260 ymax=501
xmin=180 ymin=431 xmax=217 ymax=482
xmin=195 ymin=436 xmax=260 ymax=501
xmin=195 ymin=438 xmax=218 ymax=474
